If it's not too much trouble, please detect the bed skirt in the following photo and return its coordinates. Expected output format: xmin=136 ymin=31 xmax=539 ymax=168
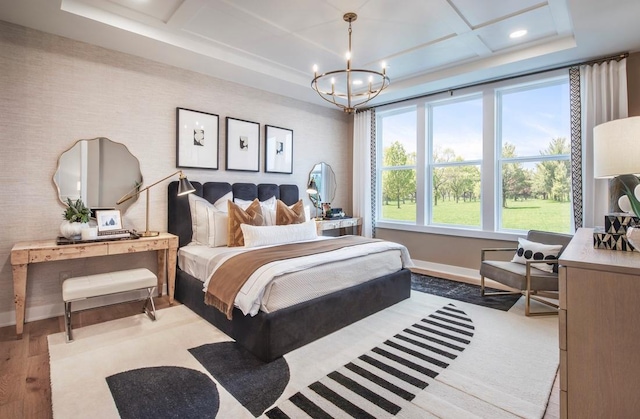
xmin=175 ymin=267 xmax=412 ymax=362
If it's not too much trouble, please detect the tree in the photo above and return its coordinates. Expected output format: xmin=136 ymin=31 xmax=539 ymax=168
xmin=382 ymin=141 xmax=415 ymax=209
xmin=501 ymin=142 xmax=529 ymax=208
xmin=536 ymin=137 xmax=571 ymax=201
xmin=445 ymin=160 xmax=479 ymax=203
xmin=432 ymin=147 xmax=449 ymax=206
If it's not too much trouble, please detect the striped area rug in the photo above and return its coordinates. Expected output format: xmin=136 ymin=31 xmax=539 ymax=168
xmin=266 ymin=303 xmax=474 ymax=418
xmin=49 ymin=291 xmax=558 ymax=418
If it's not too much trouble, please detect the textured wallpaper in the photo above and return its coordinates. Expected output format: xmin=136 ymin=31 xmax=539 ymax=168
xmin=0 ymin=21 xmax=351 ymax=326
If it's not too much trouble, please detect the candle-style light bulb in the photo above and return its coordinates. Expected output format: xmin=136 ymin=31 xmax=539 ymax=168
xmin=313 ymin=64 xmax=318 ymax=76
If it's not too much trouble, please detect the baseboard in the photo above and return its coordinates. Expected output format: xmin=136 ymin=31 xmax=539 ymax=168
xmin=410 ymin=259 xmax=514 ymax=292
xmin=0 ymin=285 xmax=166 ymax=329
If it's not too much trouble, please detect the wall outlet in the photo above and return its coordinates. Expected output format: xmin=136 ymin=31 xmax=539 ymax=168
xmin=59 ymin=271 xmax=72 ymax=284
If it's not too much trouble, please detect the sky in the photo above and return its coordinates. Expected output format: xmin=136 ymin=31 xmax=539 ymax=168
xmin=380 ymin=79 xmax=570 ymax=162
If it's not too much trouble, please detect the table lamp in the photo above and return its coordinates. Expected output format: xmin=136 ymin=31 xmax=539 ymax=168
xmin=117 ymin=170 xmax=195 ymax=236
xmin=593 ymin=116 xmax=640 ymax=213
xmin=306 ymin=178 xmax=321 ymax=220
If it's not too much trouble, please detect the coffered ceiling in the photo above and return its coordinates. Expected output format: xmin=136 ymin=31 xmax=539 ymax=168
xmin=1 ymin=0 xmax=639 ymax=110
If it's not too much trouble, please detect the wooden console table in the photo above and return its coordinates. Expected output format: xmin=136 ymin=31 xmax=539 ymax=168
xmin=10 ymin=232 xmax=178 ymax=337
xmin=558 ymin=228 xmax=640 ymax=417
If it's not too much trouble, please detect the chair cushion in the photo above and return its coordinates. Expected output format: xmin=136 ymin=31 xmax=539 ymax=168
xmin=480 ymin=261 xmax=559 ymax=291
xmin=62 ymin=268 xmax=157 ymax=301
xmin=511 ymin=238 xmax=562 ymax=273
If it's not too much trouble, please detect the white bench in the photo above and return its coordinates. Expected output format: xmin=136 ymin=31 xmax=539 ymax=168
xmin=62 ymin=268 xmax=157 ymax=342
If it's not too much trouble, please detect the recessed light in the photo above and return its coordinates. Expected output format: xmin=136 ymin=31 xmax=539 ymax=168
xmin=510 ymin=30 xmax=527 ymax=39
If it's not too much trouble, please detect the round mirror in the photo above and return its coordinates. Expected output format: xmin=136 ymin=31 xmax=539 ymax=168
xmin=53 ymin=137 xmax=143 ymax=213
xmin=308 ymin=162 xmax=336 ymax=208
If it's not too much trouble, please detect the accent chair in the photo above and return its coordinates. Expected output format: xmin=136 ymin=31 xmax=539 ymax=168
xmin=480 ymin=230 xmax=573 ymax=316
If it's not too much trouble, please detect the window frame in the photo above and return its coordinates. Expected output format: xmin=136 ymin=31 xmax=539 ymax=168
xmin=375 ymin=69 xmax=572 ymax=241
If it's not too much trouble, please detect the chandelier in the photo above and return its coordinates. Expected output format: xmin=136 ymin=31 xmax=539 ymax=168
xmin=311 ymin=12 xmax=390 ymax=114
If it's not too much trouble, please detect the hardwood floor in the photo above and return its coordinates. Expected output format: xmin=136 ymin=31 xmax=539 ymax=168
xmin=0 ymin=296 xmax=175 ymax=419
xmin=0 ymin=296 xmax=560 ymax=419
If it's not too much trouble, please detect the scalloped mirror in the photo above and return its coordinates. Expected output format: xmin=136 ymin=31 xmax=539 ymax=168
xmin=53 ymin=137 xmax=143 ymax=213
xmin=308 ymin=162 xmax=336 ymax=208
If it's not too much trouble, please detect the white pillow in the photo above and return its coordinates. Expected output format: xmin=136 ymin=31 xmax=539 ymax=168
xmin=511 ymin=238 xmax=562 ymax=273
xmin=235 ymin=196 xmax=277 ymax=225
xmin=188 ymin=193 xmax=230 ymax=247
xmin=304 ymin=204 xmax=311 ymax=221
xmin=213 ymin=191 xmax=233 ymax=212
xmin=240 ymin=220 xmax=318 ymax=248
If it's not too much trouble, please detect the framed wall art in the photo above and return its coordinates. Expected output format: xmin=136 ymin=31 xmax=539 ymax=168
xmin=265 ymin=125 xmax=293 ymax=174
xmin=176 ymin=107 xmax=219 ymax=170
xmin=226 ymin=117 xmax=260 ymax=172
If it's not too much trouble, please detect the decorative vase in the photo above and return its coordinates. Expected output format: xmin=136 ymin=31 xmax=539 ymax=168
xmin=60 ymin=220 xmax=88 ymax=240
xmin=627 ymin=226 xmax=640 ymax=251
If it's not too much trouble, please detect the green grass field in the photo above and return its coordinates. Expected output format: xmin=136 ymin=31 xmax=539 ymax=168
xmin=381 ymin=198 xmax=571 ymax=233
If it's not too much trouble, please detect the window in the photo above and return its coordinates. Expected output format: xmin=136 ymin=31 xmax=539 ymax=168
xmin=378 ymin=106 xmax=417 ymax=223
xmin=375 ymin=71 xmax=571 ymax=236
xmin=429 ymin=96 xmax=483 ymax=227
xmin=497 ymin=80 xmax=571 ymax=233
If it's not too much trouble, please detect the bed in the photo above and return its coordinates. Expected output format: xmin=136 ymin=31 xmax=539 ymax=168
xmin=167 ymin=181 xmax=412 ymax=362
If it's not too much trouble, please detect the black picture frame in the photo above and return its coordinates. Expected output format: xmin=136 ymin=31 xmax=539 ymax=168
xmin=226 ymin=117 xmax=260 ymax=172
xmin=265 ymin=125 xmax=293 ymax=174
xmin=176 ymin=107 xmax=219 ymax=170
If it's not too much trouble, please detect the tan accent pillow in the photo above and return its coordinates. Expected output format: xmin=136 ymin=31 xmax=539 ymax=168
xmin=276 ymin=199 xmax=305 ymax=225
xmin=227 ymin=199 xmax=264 ymax=247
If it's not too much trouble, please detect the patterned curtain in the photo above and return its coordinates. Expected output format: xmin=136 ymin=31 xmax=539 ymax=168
xmin=370 ymin=109 xmax=377 ymax=238
xmin=580 ymin=58 xmax=628 ymax=227
xmin=569 ymin=67 xmax=583 ymax=230
xmin=352 ymin=109 xmax=376 ymax=237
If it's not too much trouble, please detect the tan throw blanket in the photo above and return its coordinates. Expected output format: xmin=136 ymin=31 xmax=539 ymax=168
xmin=205 ymin=236 xmax=377 ymax=319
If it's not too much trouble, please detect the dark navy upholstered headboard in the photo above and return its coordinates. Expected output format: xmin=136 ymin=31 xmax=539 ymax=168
xmin=168 ymin=181 xmax=299 ymax=247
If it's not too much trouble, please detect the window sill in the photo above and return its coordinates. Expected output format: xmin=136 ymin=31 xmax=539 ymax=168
xmin=375 ymin=221 xmax=525 ymax=241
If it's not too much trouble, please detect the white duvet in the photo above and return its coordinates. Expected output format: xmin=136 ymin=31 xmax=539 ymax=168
xmin=180 ymin=237 xmax=414 ymax=316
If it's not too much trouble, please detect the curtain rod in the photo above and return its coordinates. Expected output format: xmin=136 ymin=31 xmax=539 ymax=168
xmin=369 ymin=52 xmax=629 ymax=110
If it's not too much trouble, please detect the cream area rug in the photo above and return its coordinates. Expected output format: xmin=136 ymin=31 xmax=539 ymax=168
xmin=48 ymin=291 xmax=558 ymax=418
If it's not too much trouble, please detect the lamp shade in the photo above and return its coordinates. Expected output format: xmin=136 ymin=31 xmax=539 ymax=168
xmin=306 ymin=179 xmax=318 ymax=194
xmin=177 ymin=175 xmax=195 ymax=196
xmin=593 ymin=116 xmax=640 ymax=178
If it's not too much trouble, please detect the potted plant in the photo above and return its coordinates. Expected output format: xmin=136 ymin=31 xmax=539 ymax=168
xmin=60 ymin=198 xmax=91 ymax=239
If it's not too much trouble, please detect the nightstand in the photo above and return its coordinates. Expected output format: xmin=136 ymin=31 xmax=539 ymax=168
xmin=315 ymin=217 xmax=362 ymax=236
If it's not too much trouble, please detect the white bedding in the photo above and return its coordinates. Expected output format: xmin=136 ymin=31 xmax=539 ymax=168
xmin=178 ymin=237 xmax=414 ymax=316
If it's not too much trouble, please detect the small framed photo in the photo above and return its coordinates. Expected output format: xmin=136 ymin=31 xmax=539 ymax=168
xmin=176 ymin=107 xmax=219 ymax=170
xmin=96 ymin=210 xmax=123 ymax=232
xmin=226 ymin=117 xmax=260 ymax=172
xmin=265 ymin=125 xmax=293 ymax=174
